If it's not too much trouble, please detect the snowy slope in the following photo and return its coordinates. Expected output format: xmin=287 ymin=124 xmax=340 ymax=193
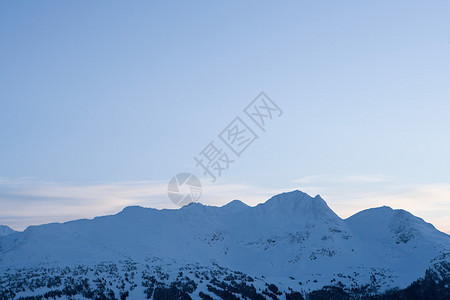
xmin=0 ymin=225 xmax=15 ymax=236
xmin=0 ymin=190 xmax=449 ymax=299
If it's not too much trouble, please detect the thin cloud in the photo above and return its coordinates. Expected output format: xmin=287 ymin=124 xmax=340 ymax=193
xmin=292 ymin=174 xmax=392 ymax=184
xmin=0 ymin=177 xmax=294 ymax=230
xmin=0 ymin=179 xmax=174 ymax=230
xmin=292 ymin=175 xmax=450 ymax=234
xmin=0 ymin=176 xmax=449 ymax=235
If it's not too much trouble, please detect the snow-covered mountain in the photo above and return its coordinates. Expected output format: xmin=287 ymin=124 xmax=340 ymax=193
xmin=0 ymin=190 xmax=449 ymax=299
xmin=0 ymin=225 xmax=15 ymax=236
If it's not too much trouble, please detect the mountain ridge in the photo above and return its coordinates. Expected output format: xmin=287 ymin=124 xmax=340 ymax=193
xmin=0 ymin=225 xmax=16 ymax=236
xmin=0 ymin=190 xmax=449 ymax=299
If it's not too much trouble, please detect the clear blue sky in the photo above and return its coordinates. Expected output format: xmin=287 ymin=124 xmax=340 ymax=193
xmin=1 ymin=1 xmax=449 ymax=232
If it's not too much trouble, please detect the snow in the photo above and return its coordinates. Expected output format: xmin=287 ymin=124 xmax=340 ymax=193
xmin=0 ymin=190 xmax=449 ymax=298
xmin=0 ymin=225 xmax=16 ymax=236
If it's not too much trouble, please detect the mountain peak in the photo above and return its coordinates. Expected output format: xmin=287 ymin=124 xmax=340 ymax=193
xmin=1 ymin=190 xmax=449 ymax=299
xmin=0 ymin=225 xmax=16 ymax=236
xmin=118 ymin=205 xmax=155 ymax=217
xmin=221 ymin=200 xmax=249 ymax=213
xmin=267 ymin=189 xmax=311 ymax=200
xmin=183 ymin=201 xmax=204 ymax=208
xmin=258 ymin=190 xmax=338 ymax=220
xmin=265 ymin=190 xmax=326 ymax=206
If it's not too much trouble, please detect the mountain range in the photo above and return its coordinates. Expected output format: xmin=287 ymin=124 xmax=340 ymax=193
xmin=0 ymin=190 xmax=449 ymax=299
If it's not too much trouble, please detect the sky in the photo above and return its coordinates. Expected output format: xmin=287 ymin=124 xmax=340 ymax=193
xmin=0 ymin=1 xmax=449 ymax=233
